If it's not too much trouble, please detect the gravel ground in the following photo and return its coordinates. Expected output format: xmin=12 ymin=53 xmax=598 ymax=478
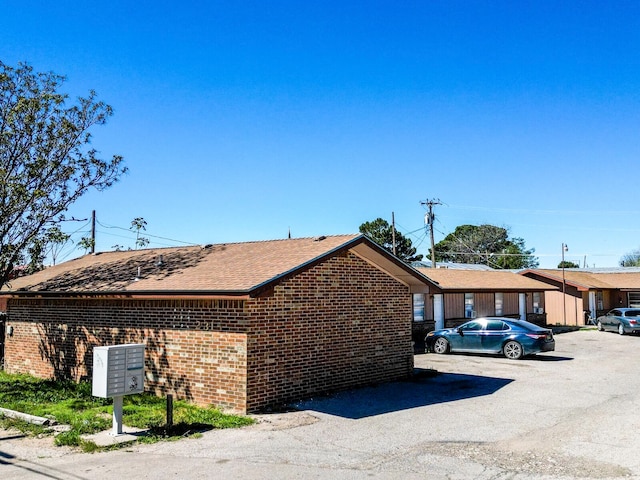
xmin=2 ymin=328 xmax=640 ymax=479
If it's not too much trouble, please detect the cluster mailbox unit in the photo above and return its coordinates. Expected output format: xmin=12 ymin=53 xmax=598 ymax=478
xmin=92 ymin=343 xmax=145 ymax=435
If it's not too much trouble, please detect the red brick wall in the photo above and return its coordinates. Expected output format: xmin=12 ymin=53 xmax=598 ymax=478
xmin=4 ymin=251 xmax=414 ymax=414
xmin=5 ymin=298 xmax=249 ymax=412
xmin=245 ymin=251 xmax=413 ymax=412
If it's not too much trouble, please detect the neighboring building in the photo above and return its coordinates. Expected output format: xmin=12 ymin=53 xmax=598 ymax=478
xmin=521 ymin=268 xmax=640 ymax=326
xmin=411 ymin=260 xmax=495 ymax=271
xmin=0 ymin=234 xmax=434 ymax=414
xmin=411 ymin=268 xmax=555 ymax=346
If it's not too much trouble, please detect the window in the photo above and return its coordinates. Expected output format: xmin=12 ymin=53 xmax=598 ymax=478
xmin=464 ymin=293 xmax=475 ymax=318
xmin=486 ymin=320 xmax=505 ymax=331
xmin=413 ymin=294 xmax=425 ymax=322
xmin=597 ymin=291 xmax=604 ymax=310
xmin=533 ymin=292 xmax=541 ymax=309
xmin=629 ymin=292 xmax=640 ymax=308
xmin=532 ymin=291 xmax=544 ymax=314
xmin=460 ymin=321 xmax=482 ymax=331
xmin=495 ymin=292 xmax=504 ymax=316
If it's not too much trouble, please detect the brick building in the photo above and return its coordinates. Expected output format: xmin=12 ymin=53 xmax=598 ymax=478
xmin=0 ymin=234 xmax=433 ymax=413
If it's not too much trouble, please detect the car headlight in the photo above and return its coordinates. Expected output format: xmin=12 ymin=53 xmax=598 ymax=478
xmin=426 ymin=331 xmax=435 ymax=337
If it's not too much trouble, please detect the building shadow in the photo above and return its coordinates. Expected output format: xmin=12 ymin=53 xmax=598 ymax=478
xmin=524 ymin=354 xmax=573 ymax=362
xmin=416 ymin=351 xmax=574 ymax=362
xmin=293 ymin=370 xmax=514 ymax=419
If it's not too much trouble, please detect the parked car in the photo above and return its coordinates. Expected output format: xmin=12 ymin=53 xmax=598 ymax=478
xmin=425 ymin=317 xmax=555 ymax=360
xmin=596 ymin=308 xmax=640 ymax=335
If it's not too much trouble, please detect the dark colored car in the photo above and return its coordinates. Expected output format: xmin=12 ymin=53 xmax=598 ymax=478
xmin=425 ymin=317 xmax=555 ymax=360
xmin=596 ymin=308 xmax=640 ymax=335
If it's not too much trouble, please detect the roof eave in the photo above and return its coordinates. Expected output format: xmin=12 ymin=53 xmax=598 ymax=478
xmin=3 ymin=290 xmax=253 ymax=300
xmin=520 ymin=269 xmax=591 ymax=291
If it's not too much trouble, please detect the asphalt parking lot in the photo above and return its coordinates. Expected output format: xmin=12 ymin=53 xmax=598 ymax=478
xmin=3 ymin=328 xmax=640 ymax=479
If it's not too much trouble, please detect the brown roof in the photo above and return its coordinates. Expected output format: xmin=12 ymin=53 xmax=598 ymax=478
xmin=524 ymin=269 xmax=640 ymax=291
xmin=2 ymin=235 xmax=434 ymax=297
xmin=416 ymin=268 xmax=556 ymax=292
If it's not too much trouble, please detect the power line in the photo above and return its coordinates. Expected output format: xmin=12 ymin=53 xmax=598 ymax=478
xmin=94 ymin=229 xmax=191 ymax=248
xmin=95 ymin=219 xmax=197 ymax=246
xmin=394 ymin=221 xmax=428 ymax=251
xmin=46 ymin=214 xmax=199 ymax=265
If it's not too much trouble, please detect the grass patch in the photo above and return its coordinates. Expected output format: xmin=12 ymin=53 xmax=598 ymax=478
xmin=0 ymin=371 xmax=254 ymax=449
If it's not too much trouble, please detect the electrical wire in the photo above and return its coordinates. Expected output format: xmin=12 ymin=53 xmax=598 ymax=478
xmin=95 ymin=219 xmax=196 ymax=246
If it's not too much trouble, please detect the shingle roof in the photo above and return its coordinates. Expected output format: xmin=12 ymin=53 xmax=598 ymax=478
xmin=2 ymin=234 xmax=435 ymax=296
xmin=417 ymin=268 xmax=556 ymax=291
xmin=524 ymin=269 xmax=640 ymax=290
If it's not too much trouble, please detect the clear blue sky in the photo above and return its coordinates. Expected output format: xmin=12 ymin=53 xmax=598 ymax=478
xmin=2 ymin=1 xmax=640 ymax=268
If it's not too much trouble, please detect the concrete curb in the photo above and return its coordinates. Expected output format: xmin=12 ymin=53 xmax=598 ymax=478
xmin=82 ymin=427 xmax=149 ymax=447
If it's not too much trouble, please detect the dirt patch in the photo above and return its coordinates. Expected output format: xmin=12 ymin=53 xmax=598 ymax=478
xmin=423 ymin=441 xmax=632 ymax=478
xmin=0 ymin=428 xmax=73 ymax=459
xmin=250 ymin=411 xmax=320 ymax=430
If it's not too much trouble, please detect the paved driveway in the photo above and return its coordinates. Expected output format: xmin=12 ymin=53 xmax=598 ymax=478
xmin=2 ymin=329 xmax=640 ymax=479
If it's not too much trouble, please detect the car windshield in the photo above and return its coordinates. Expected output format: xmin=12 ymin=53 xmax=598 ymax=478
xmin=624 ymin=310 xmax=640 ymax=317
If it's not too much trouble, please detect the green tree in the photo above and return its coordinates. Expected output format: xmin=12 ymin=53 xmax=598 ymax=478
xmin=431 ymin=224 xmax=538 ymax=269
xmin=620 ymin=248 xmax=640 ymax=267
xmin=558 ymin=260 xmax=580 ymax=268
xmin=0 ymin=61 xmax=126 ymax=286
xmin=359 ymin=218 xmax=423 ymax=262
xmin=77 ymin=237 xmax=95 ymax=255
xmin=130 ymin=217 xmax=149 ymax=249
xmin=42 ymin=225 xmax=71 ymax=265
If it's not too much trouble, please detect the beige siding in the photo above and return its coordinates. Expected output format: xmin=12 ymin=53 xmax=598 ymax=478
xmin=445 ymin=293 xmax=464 ymax=319
xmin=545 ymin=291 xmax=583 ymax=326
xmin=504 ymin=293 xmax=520 ymax=316
xmin=475 ymin=293 xmax=495 ymax=317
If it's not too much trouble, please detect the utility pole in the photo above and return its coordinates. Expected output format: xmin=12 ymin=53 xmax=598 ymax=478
xmin=391 ymin=212 xmax=397 ymax=256
xmin=91 ymin=210 xmax=96 ymax=254
xmin=562 ymin=243 xmax=568 ymax=325
xmin=421 ymin=198 xmax=442 ymax=268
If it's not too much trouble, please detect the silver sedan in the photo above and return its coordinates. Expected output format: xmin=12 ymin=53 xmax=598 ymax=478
xmin=596 ymin=308 xmax=640 ymax=335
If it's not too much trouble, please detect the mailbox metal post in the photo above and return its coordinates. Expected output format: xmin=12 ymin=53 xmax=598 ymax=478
xmin=112 ymin=395 xmax=124 ymax=435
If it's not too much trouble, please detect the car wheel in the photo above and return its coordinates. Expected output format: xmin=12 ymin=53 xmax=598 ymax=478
xmin=597 ymin=321 xmax=604 ymax=331
xmin=503 ymin=341 xmax=523 ymax=360
xmin=433 ymin=337 xmax=449 ymax=354
xmin=618 ymin=323 xmax=625 ymax=335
